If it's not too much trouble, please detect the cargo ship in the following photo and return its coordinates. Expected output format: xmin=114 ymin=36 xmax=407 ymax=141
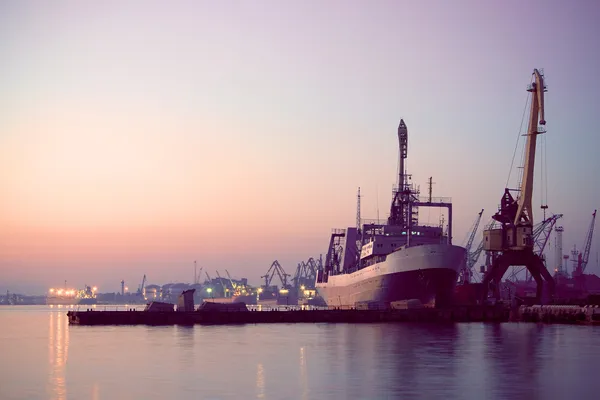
xmin=315 ymin=120 xmax=466 ymax=307
xmin=46 ymin=284 xmax=97 ymax=305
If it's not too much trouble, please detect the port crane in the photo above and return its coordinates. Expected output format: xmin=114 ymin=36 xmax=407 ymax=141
xmin=481 ymin=69 xmax=555 ymax=303
xmin=204 ymin=271 xmax=216 ymax=293
xmin=261 ymin=260 xmax=291 ymax=289
xmin=533 ymin=214 xmax=563 ymax=260
xmin=573 ymin=210 xmax=597 ymax=277
xmin=136 ymin=274 xmax=147 ymax=298
xmin=193 ymin=261 xmax=203 ymax=285
xmin=215 ymin=270 xmax=229 ymax=294
xmin=225 ymin=269 xmax=237 ymax=290
xmin=470 ymin=214 xmax=562 ymax=283
xmin=458 ymin=209 xmax=484 ymax=284
xmin=506 ymin=213 xmax=563 ymax=282
xmin=291 ymin=256 xmax=321 ymax=290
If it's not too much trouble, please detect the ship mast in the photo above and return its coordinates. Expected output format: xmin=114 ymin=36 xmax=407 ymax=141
xmin=388 ymin=120 xmax=410 ymax=227
xmin=398 ymin=119 xmax=408 ymax=191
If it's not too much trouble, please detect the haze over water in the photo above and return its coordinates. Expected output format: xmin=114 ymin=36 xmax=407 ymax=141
xmin=1 ymin=306 xmax=599 ymax=400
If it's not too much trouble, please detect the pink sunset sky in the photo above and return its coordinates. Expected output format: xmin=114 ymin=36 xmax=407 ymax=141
xmin=1 ymin=0 xmax=599 ymax=293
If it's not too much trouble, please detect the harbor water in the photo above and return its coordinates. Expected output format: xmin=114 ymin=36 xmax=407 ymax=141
xmin=1 ymin=306 xmax=599 ymax=400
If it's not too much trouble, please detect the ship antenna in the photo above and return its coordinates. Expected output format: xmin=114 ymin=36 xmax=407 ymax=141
xmin=376 ymin=185 xmax=380 ymax=222
xmin=356 ymin=187 xmax=361 ymax=232
xmin=427 ymin=177 xmax=436 ymax=203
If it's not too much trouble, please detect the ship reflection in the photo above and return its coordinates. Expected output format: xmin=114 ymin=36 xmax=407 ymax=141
xmin=483 ymin=324 xmax=543 ymax=400
xmin=47 ymin=311 xmax=69 ymax=400
xmin=175 ymin=326 xmax=195 ymax=368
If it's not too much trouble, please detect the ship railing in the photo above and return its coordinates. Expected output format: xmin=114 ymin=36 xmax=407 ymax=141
xmin=250 ymin=304 xmax=428 ymax=311
xmin=417 ymin=196 xmax=452 ymax=204
xmin=243 ymin=305 xmax=404 ymax=312
xmin=392 ymin=183 xmax=420 ymax=193
xmin=416 ymin=222 xmax=446 ymax=228
xmin=361 ymin=219 xmax=388 ymax=226
xmin=74 ymin=304 xmax=148 ymax=312
xmin=71 ymin=304 xmax=429 ymax=313
xmin=361 ymin=220 xmax=442 ymax=229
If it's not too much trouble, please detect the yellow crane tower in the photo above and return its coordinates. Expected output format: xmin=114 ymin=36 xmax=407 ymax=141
xmin=481 ymin=69 xmax=555 ymax=304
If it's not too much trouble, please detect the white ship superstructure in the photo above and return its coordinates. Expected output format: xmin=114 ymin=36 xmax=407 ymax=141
xmin=316 ymin=120 xmax=465 ymax=307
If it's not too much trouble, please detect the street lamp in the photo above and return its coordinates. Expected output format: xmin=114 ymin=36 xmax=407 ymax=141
xmin=206 ymin=287 xmax=213 ymax=301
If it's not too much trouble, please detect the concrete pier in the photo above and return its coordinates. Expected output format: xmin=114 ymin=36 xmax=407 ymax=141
xmin=514 ymin=305 xmax=600 ymax=324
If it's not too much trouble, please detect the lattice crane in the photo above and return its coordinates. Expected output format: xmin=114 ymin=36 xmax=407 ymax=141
xmin=458 ymin=209 xmax=484 ymax=284
xmin=261 ymin=260 xmax=291 ymax=289
xmin=225 ymin=269 xmax=237 ymax=290
xmin=137 ymin=274 xmax=146 ymax=296
xmin=292 ymin=256 xmax=320 ymax=290
xmin=575 ymin=210 xmax=597 ymax=275
xmin=533 ymin=214 xmax=563 ymax=258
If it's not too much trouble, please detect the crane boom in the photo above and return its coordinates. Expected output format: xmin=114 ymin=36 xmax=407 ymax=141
xmin=215 ymin=270 xmax=226 ymax=290
xmin=225 ymin=269 xmax=237 ymax=290
xmin=137 ymin=274 xmax=146 ymax=295
xmin=533 ymin=214 xmax=563 ymax=256
xmin=465 ymin=209 xmax=484 ymax=253
xmin=458 ymin=209 xmax=485 ymax=284
xmin=579 ymin=210 xmax=597 ymax=273
xmin=514 ymin=69 xmax=547 ymax=228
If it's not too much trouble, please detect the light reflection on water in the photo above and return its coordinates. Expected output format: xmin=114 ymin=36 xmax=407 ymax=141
xmin=299 ymin=347 xmax=308 ymax=400
xmin=1 ymin=306 xmax=600 ymax=400
xmin=256 ymin=363 xmax=265 ymax=399
xmin=47 ymin=310 xmax=68 ymax=400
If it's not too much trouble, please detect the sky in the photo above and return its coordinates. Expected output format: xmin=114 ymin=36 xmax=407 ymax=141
xmin=1 ymin=0 xmax=599 ymax=294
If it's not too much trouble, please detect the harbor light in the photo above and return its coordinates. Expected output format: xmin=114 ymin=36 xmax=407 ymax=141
xmin=257 ymin=288 xmax=263 ymax=294
xmin=206 ymin=288 xmax=212 ymax=293
xmin=92 ymin=287 xmax=98 ymax=292
xmin=49 ymin=288 xmax=54 ymax=293
xmin=300 ymin=285 xmax=305 ymax=291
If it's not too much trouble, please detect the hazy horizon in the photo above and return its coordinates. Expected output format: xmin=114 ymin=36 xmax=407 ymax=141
xmin=2 ymin=0 xmax=599 ymax=294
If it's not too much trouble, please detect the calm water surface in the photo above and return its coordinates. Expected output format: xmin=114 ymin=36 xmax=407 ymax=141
xmin=1 ymin=306 xmax=599 ymax=400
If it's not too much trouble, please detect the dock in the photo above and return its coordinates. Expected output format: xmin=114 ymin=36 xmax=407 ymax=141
xmin=67 ymin=304 xmax=510 ymax=326
xmin=65 ymin=288 xmax=600 ymax=326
